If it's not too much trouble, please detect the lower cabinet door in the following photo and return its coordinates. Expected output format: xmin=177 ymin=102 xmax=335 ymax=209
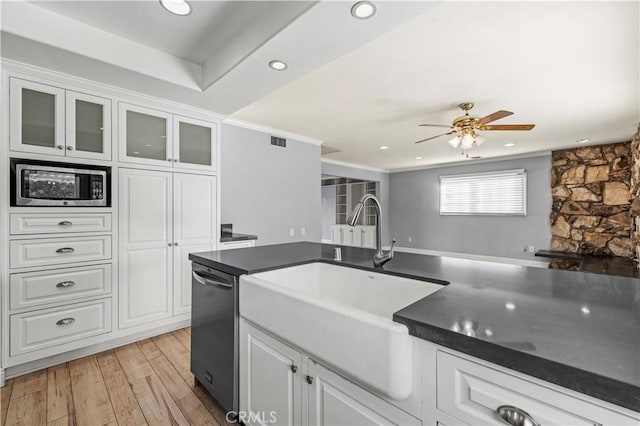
xmin=119 ymin=246 xmax=172 ymax=328
xmin=308 ymin=361 xmax=421 ymax=426
xmin=173 ymin=242 xmax=213 ymax=315
xmin=240 ymin=320 xmax=302 ymax=426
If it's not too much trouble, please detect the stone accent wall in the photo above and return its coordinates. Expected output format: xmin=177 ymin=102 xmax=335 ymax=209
xmin=550 ymin=142 xmax=633 ymax=257
xmin=631 ymin=124 xmax=640 ymax=269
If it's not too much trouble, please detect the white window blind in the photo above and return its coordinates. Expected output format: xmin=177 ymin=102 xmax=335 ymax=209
xmin=440 ymin=169 xmax=527 ymax=215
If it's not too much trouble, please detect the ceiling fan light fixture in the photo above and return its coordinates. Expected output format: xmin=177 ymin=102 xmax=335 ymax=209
xmin=474 ymin=135 xmax=486 ymax=146
xmin=461 ymin=133 xmax=475 ymax=149
xmin=447 ymin=136 xmax=461 ymax=148
xmin=351 ymin=1 xmax=376 ymax=19
xmin=159 ymin=0 xmax=191 ymax=16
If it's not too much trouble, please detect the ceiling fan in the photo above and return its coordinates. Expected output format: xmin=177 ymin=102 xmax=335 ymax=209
xmin=415 ymin=102 xmax=535 ymax=155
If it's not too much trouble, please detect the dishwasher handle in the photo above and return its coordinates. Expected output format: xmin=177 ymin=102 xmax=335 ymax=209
xmin=193 ymin=270 xmax=233 ymax=289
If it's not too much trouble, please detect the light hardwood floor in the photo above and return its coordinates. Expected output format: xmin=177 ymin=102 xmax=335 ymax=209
xmin=0 ymin=327 xmax=233 ymax=426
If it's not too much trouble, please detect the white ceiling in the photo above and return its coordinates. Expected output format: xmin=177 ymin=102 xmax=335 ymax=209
xmin=2 ymin=1 xmax=638 ymax=171
xmin=232 ymin=1 xmax=640 ymax=170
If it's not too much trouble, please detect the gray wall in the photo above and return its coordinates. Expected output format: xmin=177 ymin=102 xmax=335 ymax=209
xmin=221 ymin=124 xmax=321 ymax=246
xmin=321 ymin=162 xmax=391 ymax=245
xmin=321 ymin=185 xmax=336 ymax=241
xmin=389 ymin=155 xmax=552 ymax=260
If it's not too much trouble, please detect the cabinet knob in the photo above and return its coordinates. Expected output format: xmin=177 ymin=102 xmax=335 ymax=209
xmin=58 ymin=221 xmax=73 ymax=227
xmin=57 ymin=145 xmax=64 ymax=150
xmin=66 ymin=146 xmax=74 ymax=151
xmin=496 ymin=405 xmax=540 ymax=426
xmin=174 ymin=242 xmax=179 ymax=246
xmin=174 ymin=159 xmax=179 ymax=163
xmin=168 ymin=243 xmax=173 ymax=246
xmin=306 ymin=375 xmax=313 ymax=385
xmin=56 ymin=318 xmax=75 ymax=326
xmin=290 ymin=365 xmax=297 ymax=373
xmin=56 ymin=281 xmax=75 ymax=288
xmin=167 ymin=158 xmax=172 ymax=162
xmin=56 ymin=247 xmax=75 ymax=254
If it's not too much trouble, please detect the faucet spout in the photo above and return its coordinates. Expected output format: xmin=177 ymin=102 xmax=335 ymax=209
xmin=347 ymin=194 xmax=395 ymax=267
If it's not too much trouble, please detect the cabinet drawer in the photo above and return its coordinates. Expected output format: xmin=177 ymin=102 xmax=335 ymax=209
xmin=10 ymin=236 xmax=112 ymax=269
xmin=10 ymin=298 xmax=111 ymax=356
xmin=10 ymin=264 xmax=112 ymax=310
xmin=10 ymin=213 xmax=112 ymax=235
xmin=436 ymin=351 xmax=637 ymax=426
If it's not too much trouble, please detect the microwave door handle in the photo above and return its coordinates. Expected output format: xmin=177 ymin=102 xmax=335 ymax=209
xmin=192 ymin=271 xmax=233 ymax=289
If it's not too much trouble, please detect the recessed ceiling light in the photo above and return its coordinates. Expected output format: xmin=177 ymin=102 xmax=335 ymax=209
xmin=505 ymin=302 xmax=516 ymax=311
xmin=415 ymin=156 xmax=423 ymax=160
xmin=268 ymin=60 xmax=288 ymax=71
xmin=580 ymin=305 xmax=591 ymax=315
xmin=504 ymin=143 xmax=516 ymax=147
xmin=351 ymin=1 xmax=376 ymax=19
xmin=379 ymin=146 xmax=388 ymax=150
xmin=576 ymin=138 xmax=590 ymax=144
xmin=159 ymin=0 xmax=191 ymax=16
xmin=145 ymin=144 xmax=152 ymax=147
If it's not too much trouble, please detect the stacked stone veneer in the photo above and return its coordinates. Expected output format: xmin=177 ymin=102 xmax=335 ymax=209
xmin=550 ymin=142 xmax=633 ymax=257
xmin=631 ymin=124 xmax=640 ymax=269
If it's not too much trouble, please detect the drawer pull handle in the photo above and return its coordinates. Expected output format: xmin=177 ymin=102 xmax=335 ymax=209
xmin=56 ymin=247 xmax=75 ymax=254
xmin=58 ymin=221 xmax=73 ymax=227
xmin=56 ymin=318 xmax=75 ymax=326
xmin=497 ymin=405 xmax=540 ymax=426
xmin=56 ymin=281 xmax=75 ymax=288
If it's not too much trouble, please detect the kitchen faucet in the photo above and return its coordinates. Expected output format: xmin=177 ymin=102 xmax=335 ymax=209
xmin=347 ymin=194 xmax=395 ymax=267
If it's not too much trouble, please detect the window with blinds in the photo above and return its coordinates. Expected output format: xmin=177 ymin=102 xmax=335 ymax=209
xmin=439 ymin=169 xmax=527 ymax=215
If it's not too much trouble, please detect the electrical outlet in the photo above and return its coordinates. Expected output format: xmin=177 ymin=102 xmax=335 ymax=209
xmin=289 ymin=228 xmax=295 ymax=237
xmin=408 ymin=237 xmax=413 ymax=243
xmin=301 ymin=228 xmax=306 ymax=236
xmin=528 ymin=245 xmax=535 ymax=253
xmin=523 ymin=247 xmax=528 ymax=252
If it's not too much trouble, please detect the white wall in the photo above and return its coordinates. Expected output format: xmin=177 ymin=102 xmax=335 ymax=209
xmin=389 ymin=155 xmax=552 ymax=260
xmin=221 ymin=123 xmax=321 ymax=245
xmin=321 ymin=184 xmax=336 ymax=241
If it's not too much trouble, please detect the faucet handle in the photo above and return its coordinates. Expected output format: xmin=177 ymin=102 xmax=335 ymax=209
xmin=389 ymin=239 xmax=396 ymax=257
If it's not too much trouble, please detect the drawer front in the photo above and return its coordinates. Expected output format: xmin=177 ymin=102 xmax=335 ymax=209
xmin=10 ymin=298 xmax=111 ymax=356
xmin=436 ymin=351 xmax=637 ymax=426
xmin=10 ymin=213 xmax=112 ymax=235
xmin=10 ymin=264 xmax=112 ymax=310
xmin=10 ymin=236 xmax=112 ymax=269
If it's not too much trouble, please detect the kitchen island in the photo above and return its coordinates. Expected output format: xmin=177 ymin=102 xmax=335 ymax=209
xmin=190 ymin=241 xmax=640 ymax=418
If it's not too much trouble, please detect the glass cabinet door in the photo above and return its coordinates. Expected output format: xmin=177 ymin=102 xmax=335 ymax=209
xmin=10 ymin=78 xmax=65 ymax=156
xmin=173 ymin=115 xmax=217 ymax=171
xmin=119 ymin=103 xmax=173 ymax=166
xmin=66 ymin=91 xmax=112 ymax=160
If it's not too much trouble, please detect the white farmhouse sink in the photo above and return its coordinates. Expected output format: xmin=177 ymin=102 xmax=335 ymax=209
xmin=239 ymin=262 xmax=444 ymax=400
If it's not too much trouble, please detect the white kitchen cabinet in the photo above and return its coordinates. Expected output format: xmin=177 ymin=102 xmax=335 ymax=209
xmin=119 ymin=102 xmax=173 ymax=166
xmin=172 ymin=173 xmax=217 ymax=315
xmin=173 ymin=115 xmax=217 ymax=172
xmin=10 ymin=78 xmax=112 ymax=160
xmin=435 ymin=350 xmax=638 ymax=426
xmin=240 ymin=320 xmax=303 ymax=426
xmin=119 ymin=168 xmax=173 ymax=328
xmin=10 ymin=78 xmax=66 ymax=156
xmin=9 ymin=235 xmax=112 ymax=269
xmin=65 ymin=91 xmax=112 ymax=160
xmin=119 ymin=103 xmax=217 ymax=171
xmin=119 ymin=169 xmax=217 ymax=326
xmin=10 ymin=213 xmax=112 ymax=235
xmin=308 ymin=360 xmax=421 ymax=426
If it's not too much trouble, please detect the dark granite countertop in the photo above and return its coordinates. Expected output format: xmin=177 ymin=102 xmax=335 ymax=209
xmin=189 ymin=242 xmax=640 ymax=412
xmin=536 ymin=250 xmax=640 ymax=278
xmin=220 ymin=232 xmax=258 ymax=243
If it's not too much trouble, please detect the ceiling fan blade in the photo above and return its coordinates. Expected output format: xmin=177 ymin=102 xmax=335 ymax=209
xmin=480 ymin=124 xmax=535 ymax=131
xmin=479 ymin=110 xmax=513 ymax=125
xmin=418 ymin=124 xmax=454 ymax=128
xmin=414 ymin=131 xmax=454 ymax=144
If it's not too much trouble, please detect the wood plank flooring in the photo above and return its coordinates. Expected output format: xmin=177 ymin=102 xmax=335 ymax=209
xmin=1 ymin=327 xmax=233 ymax=426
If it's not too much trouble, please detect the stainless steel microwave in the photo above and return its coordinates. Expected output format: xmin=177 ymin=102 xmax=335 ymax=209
xmin=11 ymin=159 xmax=110 ymax=207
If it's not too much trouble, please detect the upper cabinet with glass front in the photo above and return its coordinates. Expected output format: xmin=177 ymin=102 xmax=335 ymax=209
xmin=119 ymin=103 xmax=217 ymax=172
xmin=9 ymin=78 xmax=112 ymax=160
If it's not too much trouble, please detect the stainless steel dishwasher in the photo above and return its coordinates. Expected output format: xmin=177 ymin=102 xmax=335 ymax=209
xmin=191 ymin=262 xmax=238 ymax=414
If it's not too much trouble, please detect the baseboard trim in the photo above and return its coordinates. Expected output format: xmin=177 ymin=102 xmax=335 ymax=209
xmin=393 ymin=246 xmax=549 ymax=268
xmin=4 ymin=320 xmax=190 ymax=380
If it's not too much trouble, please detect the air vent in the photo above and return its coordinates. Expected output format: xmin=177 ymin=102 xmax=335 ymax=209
xmin=271 ymin=136 xmax=286 ymax=148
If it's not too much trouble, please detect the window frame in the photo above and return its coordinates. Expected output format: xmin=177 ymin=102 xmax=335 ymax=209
xmin=439 ymin=168 xmax=527 ymax=216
